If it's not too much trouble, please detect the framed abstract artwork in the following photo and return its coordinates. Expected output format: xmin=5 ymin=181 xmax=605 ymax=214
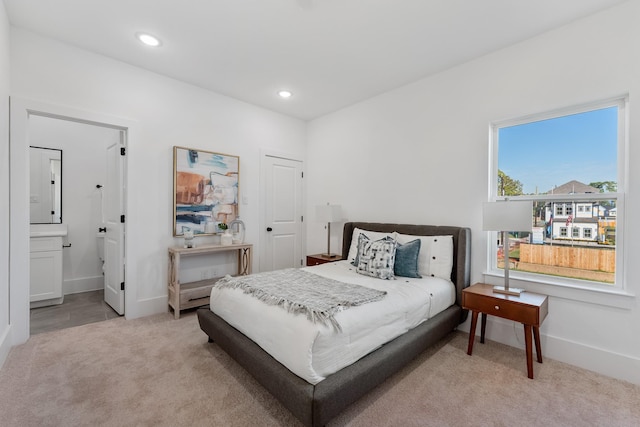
xmin=173 ymin=146 xmax=239 ymax=236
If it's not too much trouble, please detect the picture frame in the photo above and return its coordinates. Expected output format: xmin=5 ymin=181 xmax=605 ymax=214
xmin=173 ymin=146 xmax=239 ymax=236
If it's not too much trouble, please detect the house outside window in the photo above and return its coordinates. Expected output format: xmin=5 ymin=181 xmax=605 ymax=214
xmin=490 ymin=97 xmax=626 ymax=290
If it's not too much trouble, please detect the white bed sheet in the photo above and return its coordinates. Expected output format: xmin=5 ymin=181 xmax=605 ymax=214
xmin=209 ymin=260 xmax=455 ymax=385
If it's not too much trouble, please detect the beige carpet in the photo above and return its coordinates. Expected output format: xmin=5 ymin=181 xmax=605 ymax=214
xmin=1 ymin=312 xmax=638 ymax=427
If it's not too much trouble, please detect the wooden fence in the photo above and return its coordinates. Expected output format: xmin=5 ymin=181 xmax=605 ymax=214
xmin=519 ymin=243 xmax=615 ymax=273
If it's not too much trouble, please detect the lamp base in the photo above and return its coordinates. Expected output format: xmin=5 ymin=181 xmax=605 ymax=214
xmin=493 ymin=286 xmax=524 ymax=296
xmin=323 ymin=253 xmax=340 ymax=259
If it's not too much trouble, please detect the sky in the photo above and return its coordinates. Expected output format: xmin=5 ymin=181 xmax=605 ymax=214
xmin=498 ymin=106 xmax=618 ymax=195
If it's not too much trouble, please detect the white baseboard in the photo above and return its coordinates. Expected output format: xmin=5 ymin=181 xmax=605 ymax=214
xmin=63 ymin=276 xmax=104 ymax=295
xmin=462 ymin=317 xmax=640 ymax=386
xmin=543 ymin=334 xmax=640 ymax=385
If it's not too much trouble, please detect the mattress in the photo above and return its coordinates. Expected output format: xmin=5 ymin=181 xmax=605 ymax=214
xmin=208 ymin=260 xmax=455 ymax=384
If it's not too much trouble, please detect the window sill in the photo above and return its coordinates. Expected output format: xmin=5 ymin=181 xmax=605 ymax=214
xmin=482 ymin=270 xmax=635 ymax=309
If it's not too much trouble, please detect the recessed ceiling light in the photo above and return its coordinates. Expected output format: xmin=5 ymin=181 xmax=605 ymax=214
xmin=278 ymin=90 xmax=293 ymax=99
xmin=136 ymin=32 xmax=161 ymax=47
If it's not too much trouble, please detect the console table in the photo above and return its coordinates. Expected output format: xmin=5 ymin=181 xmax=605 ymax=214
xmin=168 ymin=243 xmax=252 ymax=319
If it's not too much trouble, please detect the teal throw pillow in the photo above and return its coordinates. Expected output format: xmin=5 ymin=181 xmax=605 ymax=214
xmin=394 ymin=239 xmax=422 ymax=278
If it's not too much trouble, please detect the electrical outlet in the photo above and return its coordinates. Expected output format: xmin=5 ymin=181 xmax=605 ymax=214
xmin=201 ymin=268 xmax=219 ymax=280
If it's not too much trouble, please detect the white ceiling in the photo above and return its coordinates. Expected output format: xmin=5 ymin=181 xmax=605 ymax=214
xmin=4 ymin=0 xmax=628 ymax=120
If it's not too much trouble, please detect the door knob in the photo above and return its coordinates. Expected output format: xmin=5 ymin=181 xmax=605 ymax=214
xmin=266 ymin=227 xmax=273 ymax=232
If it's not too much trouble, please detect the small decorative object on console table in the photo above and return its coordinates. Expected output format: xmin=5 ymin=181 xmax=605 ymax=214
xmin=229 ymin=215 xmax=245 ymax=244
xmin=462 ymin=283 xmax=548 ymax=379
xmin=483 ymin=200 xmax=532 ymax=296
xmin=220 ymin=230 xmax=233 ymax=246
xmin=183 ymin=229 xmax=195 ymax=248
xmin=306 ymin=253 xmax=343 ymax=266
xmin=168 ymin=243 xmax=252 ymax=319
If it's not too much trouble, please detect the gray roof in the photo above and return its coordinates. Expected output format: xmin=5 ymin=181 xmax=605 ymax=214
xmin=547 ymin=180 xmax=600 ymax=195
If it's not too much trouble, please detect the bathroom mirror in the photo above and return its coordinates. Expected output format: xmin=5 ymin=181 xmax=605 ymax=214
xmin=30 ymin=146 xmax=63 ymax=224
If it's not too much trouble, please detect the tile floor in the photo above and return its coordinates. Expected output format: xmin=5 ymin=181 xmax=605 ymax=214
xmin=30 ymin=290 xmax=121 ymax=335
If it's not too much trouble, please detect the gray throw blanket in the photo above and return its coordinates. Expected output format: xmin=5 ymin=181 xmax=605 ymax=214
xmin=215 ymin=268 xmax=387 ymax=331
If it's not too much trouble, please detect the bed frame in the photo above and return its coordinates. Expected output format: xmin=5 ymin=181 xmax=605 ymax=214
xmin=197 ymin=222 xmax=471 ymax=426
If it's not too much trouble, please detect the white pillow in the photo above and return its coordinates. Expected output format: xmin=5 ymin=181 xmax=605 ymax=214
xmin=347 ymin=227 xmax=395 ymax=264
xmin=395 ymin=233 xmax=454 ymax=280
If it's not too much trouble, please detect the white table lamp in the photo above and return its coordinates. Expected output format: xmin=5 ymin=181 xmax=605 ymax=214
xmin=316 ymin=204 xmax=342 ymax=258
xmin=483 ymin=200 xmax=533 ymax=296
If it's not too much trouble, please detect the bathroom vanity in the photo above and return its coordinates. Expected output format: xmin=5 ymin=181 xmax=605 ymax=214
xmin=30 ymin=224 xmax=67 ymax=308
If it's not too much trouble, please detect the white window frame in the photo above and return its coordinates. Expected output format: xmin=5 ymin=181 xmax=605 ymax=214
xmin=487 ymin=96 xmax=633 ymax=308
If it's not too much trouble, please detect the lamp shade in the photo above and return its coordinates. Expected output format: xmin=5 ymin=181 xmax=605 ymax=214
xmin=316 ymin=204 xmax=342 ymax=223
xmin=483 ymin=201 xmax=532 ymax=232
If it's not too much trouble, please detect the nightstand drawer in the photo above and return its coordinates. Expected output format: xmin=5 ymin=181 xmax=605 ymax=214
xmin=463 ymin=293 xmax=539 ymax=325
xmin=306 ymin=254 xmax=342 ymax=266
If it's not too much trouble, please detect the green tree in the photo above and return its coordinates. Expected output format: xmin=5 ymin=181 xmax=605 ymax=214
xmin=590 ymin=181 xmax=617 ymax=210
xmin=589 ymin=181 xmax=617 ymax=193
xmin=497 ymin=170 xmax=523 ymax=196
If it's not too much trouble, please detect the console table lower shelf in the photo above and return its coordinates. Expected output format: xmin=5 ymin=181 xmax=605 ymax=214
xmin=168 ymin=243 xmax=252 ymax=319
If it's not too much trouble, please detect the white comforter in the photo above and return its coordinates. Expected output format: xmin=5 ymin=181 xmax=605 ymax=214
xmin=209 ymin=260 xmax=455 ymax=385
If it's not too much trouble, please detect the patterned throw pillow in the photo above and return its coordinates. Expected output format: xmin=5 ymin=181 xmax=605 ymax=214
xmin=348 ymin=228 xmax=394 ymax=265
xmin=356 ymin=236 xmax=397 ymax=280
xmin=394 ymin=239 xmax=422 ymax=278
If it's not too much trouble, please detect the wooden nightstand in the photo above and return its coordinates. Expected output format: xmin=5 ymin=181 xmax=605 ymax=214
xmin=306 ymin=253 xmax=343 ymax=266
xmin=462 ymin=283 xmax=548 ymax=379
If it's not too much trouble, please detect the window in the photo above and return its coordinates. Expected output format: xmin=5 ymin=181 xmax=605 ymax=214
xmin=490 ymin=97 xmax=626 ymax=290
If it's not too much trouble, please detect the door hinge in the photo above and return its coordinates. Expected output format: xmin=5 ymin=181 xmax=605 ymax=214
xmin=300 ymin=259 xmax=303 ymax=266
xmin=301 ymin=215 xmax=304 ymax=222
xmin=51 ymin=180 xmax=55 ymax=184
xmin=121 ymin=282 xmax=125 ymax=291
xmin=120 ymin=147 xmax=126 ymax=156
xmin=120 ymin=214 xmax=125 ymax=223
xmin=301 ymin=171 xmax=304 ymax=178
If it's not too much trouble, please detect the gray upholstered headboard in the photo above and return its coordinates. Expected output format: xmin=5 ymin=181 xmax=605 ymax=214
xmin=341 ymin=222 xmax=471 ymax=322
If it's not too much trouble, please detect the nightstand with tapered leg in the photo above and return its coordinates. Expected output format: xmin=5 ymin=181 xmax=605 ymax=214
xmin=462 ymin=283 xmax=548 ymax=379
xmin=306 ymin=253 xmax=343 ymax=266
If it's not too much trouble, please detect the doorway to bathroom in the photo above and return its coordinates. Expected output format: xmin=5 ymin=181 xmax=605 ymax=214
xmin=20 ymin=109 xmax=127 ymax=335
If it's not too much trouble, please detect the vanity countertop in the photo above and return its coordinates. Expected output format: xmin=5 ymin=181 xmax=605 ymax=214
xmin=30 ymin=224 xmax=68 ymax=237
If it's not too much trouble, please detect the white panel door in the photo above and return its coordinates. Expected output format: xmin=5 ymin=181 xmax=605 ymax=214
xmin=262 ymin=155 xmax=303 ymax=271
xmin=104 ymin=134 xmax=125 ymax=315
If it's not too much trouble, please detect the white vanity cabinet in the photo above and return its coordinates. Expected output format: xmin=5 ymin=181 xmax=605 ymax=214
xmin=30 ymin=225 xmax=67 ymax=307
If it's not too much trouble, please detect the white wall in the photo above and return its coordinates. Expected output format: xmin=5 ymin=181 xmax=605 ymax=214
xmin=0 ymin=1 xmax=11 ymax=366
xmin=9 ymin=28 xmax=306 ymax=332
xmin=29 ymin=116 xmax=119 ymax=294
xmin=307 ymin=1 xmax=640 ymax=384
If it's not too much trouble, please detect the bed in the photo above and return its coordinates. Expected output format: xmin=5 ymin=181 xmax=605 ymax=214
xmin=197 ymin=222 xmax=471 ymax=426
